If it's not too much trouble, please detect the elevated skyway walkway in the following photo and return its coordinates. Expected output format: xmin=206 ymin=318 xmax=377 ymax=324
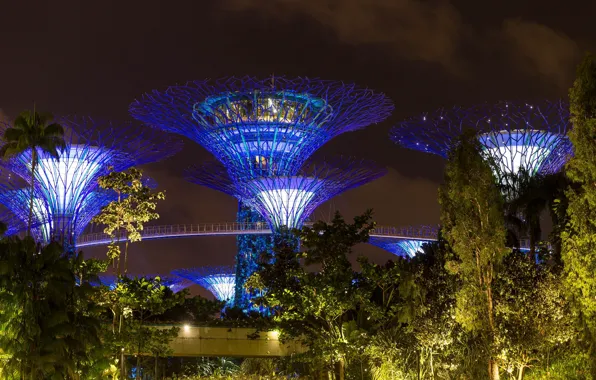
xmin=77 ymin=222 xmax=438 ymax=247
xmin=153 ymin=325 xmax=305 ymax=357
xmin=78 ymin=222 xmax=535 ymax=250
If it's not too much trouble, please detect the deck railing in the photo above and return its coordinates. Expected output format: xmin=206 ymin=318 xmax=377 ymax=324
xmin=76 ymin=223 xmax=439 ymax=247
xmin=77 ymin=223 xmax=537 ymax=251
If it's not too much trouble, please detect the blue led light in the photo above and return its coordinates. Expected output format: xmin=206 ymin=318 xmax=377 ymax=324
xmin=369 ymin=237 xmax=434 ymax=258
xmin=173 ymin=266 xmax=236 ymax=306
xmin=0 ymin=117 xmax=182 ymax=244
xmin=187 ymin=157 xmax=386 ymax=231
xmin=130 ymin=76 xmax=393 ymax=180
xmin=391 ymin=101 xmax=572 ymax=184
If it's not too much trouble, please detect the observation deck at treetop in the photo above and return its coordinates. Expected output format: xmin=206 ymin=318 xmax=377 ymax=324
xmin=76 ymin=222 xmax=534 ymax=251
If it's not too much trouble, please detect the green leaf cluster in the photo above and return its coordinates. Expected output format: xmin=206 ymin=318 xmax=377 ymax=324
xmin=92 ymin=167 xmax=165 ymax=274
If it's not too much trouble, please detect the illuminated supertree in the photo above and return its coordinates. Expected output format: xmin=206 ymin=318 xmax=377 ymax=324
xmin=0 ymin=117 xmax=182 ymax=245
xmin=368 ymin=237 xmax=434 ymax=258
xmin=172 ymin=266 xmax=236 ymax=307
xmin=391 ymin=101 xmax=572 ymax=190
xmin=130 ymin=76 xmax=393 ymax=180
xmin=188 ymin=156 xmax=387 ymax=231
xmin=132 ymin=76 xmax=392 ymax=310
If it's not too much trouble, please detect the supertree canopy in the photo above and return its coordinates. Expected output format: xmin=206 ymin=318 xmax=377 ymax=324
xmin=187 ymin=157 xmax=386 ymax=231
xmin=0 ymin=117 xmax=182 ymax=244
xmin=130 ymin=76 xmax=393 ymax=180
xmin=0 ymin=186 xmax=116 ymax=242
xmin=172 ymin=266 xmax=236 ymax=305
xmin=391 ymin=101 xmax=572 ymax=187
xmin=368 ymin=237 xmax=434 ymax=258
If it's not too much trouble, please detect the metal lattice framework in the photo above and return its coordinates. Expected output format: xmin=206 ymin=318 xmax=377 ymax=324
xmin=130 ymin=76 xmax=393 ymax=180
xmin=0 ymin=117 xmax=182 ymax=243
xmin=0 ymin=170 xmax=52 ymax=237
xmin=187 ymin=157 xmax=387 ymax=230
xmin=369 ymin=234 xmax=435 ymax=258
xmin=172 ymin=266 xmax=236 ymax=304
xmin=0 ymin=186 xmax=116 ymax=242
xmin=391 ymin=101 xmax=572 ymax=185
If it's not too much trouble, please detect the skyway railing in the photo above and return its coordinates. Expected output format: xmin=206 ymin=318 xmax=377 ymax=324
xmin=76 ymin=222 xmax=439 ymax=247
xmin=77 ymin=223 xmax=536 ymax=251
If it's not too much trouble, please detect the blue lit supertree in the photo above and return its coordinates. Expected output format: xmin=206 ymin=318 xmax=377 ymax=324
xmin=131 ymin=76 xmax=392 ymax=310
xmin=0 ymin=117 xmax=182 ymax=245
xmin=368 ymin=237 xmax=434 ymax=258
xmin=172 ymin=266 xmax=236 ymax=307
xmin=130 ymin=76 xmax=393 ymax=180
xmin=391 ymin=101 xmax=572 ymax=190
xmin=188 ymin=156 xmax=387 ymax=231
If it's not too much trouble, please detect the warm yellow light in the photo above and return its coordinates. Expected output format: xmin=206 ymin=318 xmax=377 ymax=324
xmin=184 ymin=324 xmax=191 ymax=333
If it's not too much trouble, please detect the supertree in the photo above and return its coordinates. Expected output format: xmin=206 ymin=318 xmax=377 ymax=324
xmin=172 ymin=266 xmax=236 ymax=307
xmin=391 ymin=101 xmax=572 ymax=191
xmin=368 ymin=237 xmax=434 ymax=258
xmin=131 ymin=76 xmax=392 ymax=310
xmin=187 ymin=156 xmax=387 ymax=232
xmin=130 ymin=76 xmax=393 ymax=180
xmin=0 ymin=117 xmax=182 ymax=245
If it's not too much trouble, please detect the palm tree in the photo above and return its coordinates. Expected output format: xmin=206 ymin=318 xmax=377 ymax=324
xmin=501 ymin=168 xmax=566 ymax=256
xmin=0 ymin=110 xmax=65 ymax=236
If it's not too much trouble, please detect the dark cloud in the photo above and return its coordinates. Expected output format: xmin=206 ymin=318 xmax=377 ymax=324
xmin=501 ymin=19 xmax=579 ymax=89
xmin=226 ymin=0 xmax=462 ymax=69
xmin=225 ymin=0 xmax=580 ymax=88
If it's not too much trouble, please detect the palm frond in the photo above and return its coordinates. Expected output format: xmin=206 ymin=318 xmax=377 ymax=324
xmin=43 ymin=123 xmax=64 ymax=137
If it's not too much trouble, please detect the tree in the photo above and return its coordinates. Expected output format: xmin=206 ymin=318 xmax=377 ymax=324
xmin=359 ymin=237 xmax=464 ymax=380
xmin=0 ymin=110 xmax=65 ymax=236
xmin=92 ymin=167 xmax=165 ymax=275
xmin=0 ymin=237 xmax=108 ymax=379
xmin=501 ymin=169 xmax=568 ymax=256
xmin=113 ymin=276 xmax=184 ymax=378
xmin=408 ymin=239 xmax=461 ymax=379
xmin=562 ymin=52 xmax=596 ymax=378
xmin=501 ymin=168 xmax=546 ymax=254
xmin=439 ymin=131 xmax=509 ymax=380
xmin=66 ymin=252 xmax=111 ymax=379
xmin=248 ymin=211 xmax=374 ymax=380
xmin=494 ymin=250 xmax=575 ymax=380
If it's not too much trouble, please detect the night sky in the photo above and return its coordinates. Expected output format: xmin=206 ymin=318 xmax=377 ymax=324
xmin=0 ymin=0 xmax=590 ymax=294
